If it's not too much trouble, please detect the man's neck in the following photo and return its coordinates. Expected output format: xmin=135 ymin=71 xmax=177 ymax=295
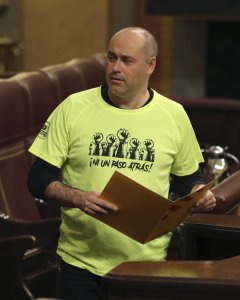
xmin=101 ymin=84 xmax=154 ymax=109
xmin=108 ymin=89 xmax=150 ymax=109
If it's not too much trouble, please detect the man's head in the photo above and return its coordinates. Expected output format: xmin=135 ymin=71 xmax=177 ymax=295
xmin=105 ymin=27 xmax=158 ymax=105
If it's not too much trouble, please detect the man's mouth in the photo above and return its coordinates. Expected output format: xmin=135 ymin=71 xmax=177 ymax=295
xmin=110 ymin=76 xmax=124 ymax=82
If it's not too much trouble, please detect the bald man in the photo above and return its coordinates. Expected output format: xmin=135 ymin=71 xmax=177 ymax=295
xmin=28 ymin=27 xmax=216 ymax=299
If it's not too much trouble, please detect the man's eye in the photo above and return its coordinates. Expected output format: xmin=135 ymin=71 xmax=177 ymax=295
xmin=108 ymin=55 xmax=116 ymax=62
xmin=124 ymin=59 xmax=134 ymax=65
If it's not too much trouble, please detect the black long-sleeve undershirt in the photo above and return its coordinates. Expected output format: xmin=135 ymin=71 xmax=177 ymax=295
xmin=27 ymin=158 xmax=205 ymax=200
xmin=27 ymin=158 xmax=61 ymax=199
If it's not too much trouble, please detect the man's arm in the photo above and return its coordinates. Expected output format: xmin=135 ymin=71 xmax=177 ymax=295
xmin=171 ymin=168 xmax=216 ymax=213
xmin=170 ymin=168 xmax=205 ymax=197
xmin=27 ymin=158 xmax=118 ymax=215
xmin=190 ymin=183 xmax=216 ymax=213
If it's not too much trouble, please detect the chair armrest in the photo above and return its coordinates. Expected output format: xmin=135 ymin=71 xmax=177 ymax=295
xmin=179 ymin=214 xmax=240 ymax=260
xmin=0 ymin=235 xmax=36 ymax=260
xmin=102 ymin=256 xmax=240 ymax=300
xmin=0 ymin=217 xmax=61 ymax=250
xmin=211 ymin=170 xmax=240 ymax=214
xmin=35 ymin=198 xmax=61 ymax=219
xmin=0 ymin=235 xmax=37 ymax=299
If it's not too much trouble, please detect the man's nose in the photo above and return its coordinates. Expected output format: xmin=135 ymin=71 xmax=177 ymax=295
xmin=112 ymin=59 xmax=122 ymax=72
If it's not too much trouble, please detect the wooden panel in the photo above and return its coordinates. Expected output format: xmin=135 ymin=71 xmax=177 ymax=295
xmin=21 ymin=0 xmax=109 ymax=70
xmin=103 ymin=256 xmax=240 ymax=300
xmin=147 ymin=0 xmax=240 ymax=17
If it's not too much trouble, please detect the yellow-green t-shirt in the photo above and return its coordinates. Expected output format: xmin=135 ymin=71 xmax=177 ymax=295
xmin=29 ymin=87 xmax=203 ymax=276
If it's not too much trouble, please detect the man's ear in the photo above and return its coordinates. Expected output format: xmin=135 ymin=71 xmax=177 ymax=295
xmin=147 ymin=57 xmax=156 ymax=75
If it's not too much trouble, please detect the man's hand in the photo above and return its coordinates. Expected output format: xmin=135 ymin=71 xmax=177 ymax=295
xmin=45 ymin=181 xmax=118 ymax=216
xmin=74 ymin=190 xmax=118 ymax=215
xmin=190 ymin=184 xmax=216 ymax=213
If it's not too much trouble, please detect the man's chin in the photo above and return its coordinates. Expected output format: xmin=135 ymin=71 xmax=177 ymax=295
xmin=108 ymin=86 xmax=125 ymax=97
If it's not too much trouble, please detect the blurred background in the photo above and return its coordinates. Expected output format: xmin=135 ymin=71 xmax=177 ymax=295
xmin=1 ymin=0 xmax=240 ymax=99
xmin=1 ymin=3 xmax=240 ymax=298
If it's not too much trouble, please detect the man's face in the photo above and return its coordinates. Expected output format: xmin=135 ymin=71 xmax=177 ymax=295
xmin=106 ymin=31 xmax=155 ymax=101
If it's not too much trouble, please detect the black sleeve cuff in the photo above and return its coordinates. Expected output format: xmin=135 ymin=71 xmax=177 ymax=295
xmin=170 ymin=167 xmax=205 ymax=197
xmin=27 ymin=158 xmax=61 ymax=199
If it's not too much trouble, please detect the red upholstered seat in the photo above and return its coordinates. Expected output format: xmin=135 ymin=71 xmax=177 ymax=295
xmin=0 ymin=80 xmax=28 ymax=147
xmin=11 ymin=71 xmax=59 ymax=142
xmin=40 ymin=60 xmax=85 ymax=102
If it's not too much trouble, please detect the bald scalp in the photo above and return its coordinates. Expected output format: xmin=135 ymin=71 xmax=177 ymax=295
xmin=111 ymin=27 xmax=158 ymax=59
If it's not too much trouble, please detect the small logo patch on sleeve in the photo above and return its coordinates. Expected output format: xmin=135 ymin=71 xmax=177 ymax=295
xmin=38 ymin=121 xmax=50 ymax=139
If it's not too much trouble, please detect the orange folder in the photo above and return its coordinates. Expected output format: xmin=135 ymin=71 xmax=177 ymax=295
xmin=95 ymin=171 xmax=215 ymax=244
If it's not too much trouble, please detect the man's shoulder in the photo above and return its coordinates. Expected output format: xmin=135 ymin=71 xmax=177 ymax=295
xmin=153 ymin=90 xmax=184 ymax=112
xmin=60 ymin=86 xmax=101 ymax=110
xmin=68 ymin=86 xmax=101 ymax=103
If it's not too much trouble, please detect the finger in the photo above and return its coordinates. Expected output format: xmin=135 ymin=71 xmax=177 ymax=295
xmin=84 ymin=200 xmax=118 ymax=215
xmin=193 ymin=200 xmax=216 ymax=212
xmin=196 ymin=198 xmax=215 ymax=208
xmin=84 ymin=203 xmax=110 ymax=215
xmin=84 ymin=207 xmax=97 ymax=215
xmin=204 ymin=197 xmax=216 ymax=208
xmin=207 ymin=200 xmax=217 ymax=210
xmin=192 ymin=196 xmax=217 ymax=212
xmin=96 ymin=198 xmax=118 ymax=211
xmin=195 ymin=191 xmax=215 ymax=207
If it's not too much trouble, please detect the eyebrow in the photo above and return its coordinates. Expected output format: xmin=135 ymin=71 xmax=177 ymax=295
xmin=107 ymin=50 xmax=115 ymax=56
xmin=107 ymin=51 xmax=134 ymax=61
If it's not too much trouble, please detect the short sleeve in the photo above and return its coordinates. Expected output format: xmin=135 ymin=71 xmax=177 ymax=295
xmin=170 ymin=106 xmax=204 ymax=176
xmin=29 ymin=98 xmax=71 ymax=168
